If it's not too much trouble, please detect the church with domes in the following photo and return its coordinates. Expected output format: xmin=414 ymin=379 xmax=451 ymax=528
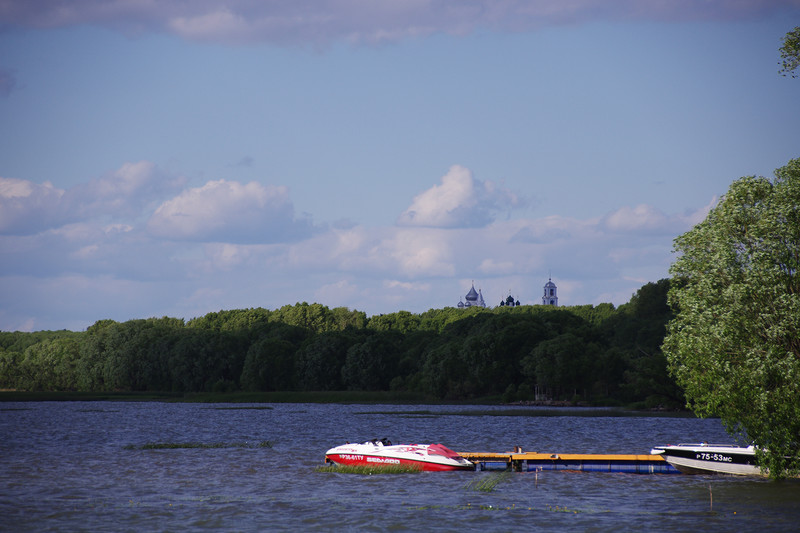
xmin=457 ymin=282 xmax=486 ymax=308
xmin=456 ymin=277 xmax=558 ymax=309
xmin=499 ymin=293 xmax=521 ymax=307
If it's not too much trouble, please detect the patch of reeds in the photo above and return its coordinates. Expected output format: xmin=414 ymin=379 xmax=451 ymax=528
xmin=546 ymin=504 xmax=581 ymax=513
xmin=315 ymin=463 xmax=422 ymax=475
xmin=464 ymin=470 xmax=511 ymax=492
xmin=124 ymin=441 xmax=273 ymax=450
xmin=406 ymin=503 xmax=581 ymax=513
xmin=205 ymin=406 xmax=274 ymax=410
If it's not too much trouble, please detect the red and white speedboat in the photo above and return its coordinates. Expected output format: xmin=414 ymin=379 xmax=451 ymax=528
xmin=325 ymin=439 xmax=475 ymax=472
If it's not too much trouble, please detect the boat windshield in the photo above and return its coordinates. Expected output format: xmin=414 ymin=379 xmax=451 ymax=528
xmin=427 ymin=444 xmax=461 ymax=459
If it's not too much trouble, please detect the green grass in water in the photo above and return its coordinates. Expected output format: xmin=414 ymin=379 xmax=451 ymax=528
xmin=315 ymin=463 xmax=422 ymax=475
xmin=125 ymin=441 xmax=273 ymax=450
xmin=464 ymin=470 xmax=512 ymax=492
xmin=407 ymin=503 xmax=582 ymax=513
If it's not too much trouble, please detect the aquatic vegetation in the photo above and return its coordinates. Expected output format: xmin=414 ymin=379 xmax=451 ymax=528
xmin=406 ymin=502 xmax=582 ymax=513
xmin=546 ymin=504 xmax=581 ymax=513
xmin=206 ymin=406 xmax=274 ymax=410
xmin=315 ymin=463 xmax=422 ymax=475
xmin=124 ymin=441 xmax=273 ymax=450
xmin=464 ymin=470 xmax=511 ymax=492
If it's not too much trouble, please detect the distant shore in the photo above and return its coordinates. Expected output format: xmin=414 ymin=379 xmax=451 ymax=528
xmin=0 ymin=390 xmax=685 ymax=412
xmin=0 ymin=390 xmax=447 ymax=404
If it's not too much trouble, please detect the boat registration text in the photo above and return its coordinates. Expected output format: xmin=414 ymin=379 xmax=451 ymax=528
xmin=696 ymin=452 xmax=733 ymax=463
xmin=337 ymin=454 xmax=401 ymax=465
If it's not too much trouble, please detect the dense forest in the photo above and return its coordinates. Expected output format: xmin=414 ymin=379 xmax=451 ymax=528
xmin=0 ymin=279 xmax=682 ymax=407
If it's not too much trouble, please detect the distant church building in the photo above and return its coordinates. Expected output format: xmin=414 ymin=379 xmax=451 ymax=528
xmin=499 ymin=293 xmax=521 ymax=307
xmin=457 ymin=282 xmax=486 ymax=308
xmin=542 ymin=277 xmax=558 ymax=306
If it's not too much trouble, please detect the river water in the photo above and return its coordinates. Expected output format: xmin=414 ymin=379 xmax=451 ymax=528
xmin=2 ymin=402 xmax=799 ymax=531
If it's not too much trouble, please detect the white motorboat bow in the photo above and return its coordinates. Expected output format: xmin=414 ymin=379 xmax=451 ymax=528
xmin=650 ymin=443 xmax=761 ymax=476
xmin=325 ymin=439 xmax=475 ymax=472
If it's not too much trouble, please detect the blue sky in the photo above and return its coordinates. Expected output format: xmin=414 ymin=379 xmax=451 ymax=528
xmin=1 ymin=1 xmax=799 ymax=331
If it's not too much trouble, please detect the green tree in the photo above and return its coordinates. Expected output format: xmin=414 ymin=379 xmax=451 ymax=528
xmin=77 ymin=319 xmax=119 ymax=391
xmin=240 ymin=337 xmax=297 ymax=391
xmin=100 ymin=318 xmax=183 ymax=391
xmin=171 ymin=328 xmax=248 ymax=392
xmin=663 ymin=158 xmax=800 ymax=478
xmin=294 ymin=331 xmax=360 ymax=390
xmin=0 ymin=348 xmax=22 ymax=389
xmin=19 ymin=337 xmax=81 ymax=391
xmin=368 ymin=310 xmax=420 ymax=333
xmin=341 ymin=332 xmax=401 ymax=391
xmin=521 ymin=333 xmax=595 ymax=400
xmin=271 ymin=302 xmax=343 ymax=333
xmin=779 ymin=26 xmax=800 ymax=78
xmin=420 ymin=342 xmax=469 ymax=399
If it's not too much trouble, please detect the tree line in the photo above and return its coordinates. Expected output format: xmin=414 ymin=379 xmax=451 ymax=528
xmin=0 ymin=279 xmax=682 ymax=407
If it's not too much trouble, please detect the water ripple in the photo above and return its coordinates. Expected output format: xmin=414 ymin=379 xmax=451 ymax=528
xmin=1 ymin=402 xmax=798 ymax=531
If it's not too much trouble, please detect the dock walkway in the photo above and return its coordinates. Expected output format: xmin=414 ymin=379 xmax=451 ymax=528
xmin=459 ymin=450 xmax=679 ymax=474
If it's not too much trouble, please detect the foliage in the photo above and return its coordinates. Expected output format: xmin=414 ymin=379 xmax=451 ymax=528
xmin=0 ymin=289 xmax=680 ymax=408
xmin=779 ymin=26 xmax=800 ymax=78
xmin=663 ymin=158 xmax=800 ymax=478
xmin=241 ymin=336 xmax=298 ymax=392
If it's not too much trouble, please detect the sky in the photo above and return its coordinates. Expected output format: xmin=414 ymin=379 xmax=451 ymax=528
xmin=1 ymin=1 xmax=799 ymax=332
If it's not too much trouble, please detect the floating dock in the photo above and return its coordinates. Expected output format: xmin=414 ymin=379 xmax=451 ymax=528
xmin=459 ymin=450 xmax=679 ymax=474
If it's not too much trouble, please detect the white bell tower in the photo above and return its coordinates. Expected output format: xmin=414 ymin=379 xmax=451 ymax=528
xmin=542 ymin=277 xmax=558 ymax=306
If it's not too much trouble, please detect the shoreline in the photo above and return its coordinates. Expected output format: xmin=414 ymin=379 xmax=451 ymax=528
xmin=0 ymin=390 xmax=688 ymax=414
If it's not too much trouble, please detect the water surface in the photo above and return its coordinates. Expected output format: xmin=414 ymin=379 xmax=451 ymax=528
xmin=2 ymin=402 xmax=798 ymax=531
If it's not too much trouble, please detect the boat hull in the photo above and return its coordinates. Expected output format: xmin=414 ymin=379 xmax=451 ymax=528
xmin=651 ymin=444 xmax=761 ymax=476
xmin=325 ymin=442 xmax=475 ymax=472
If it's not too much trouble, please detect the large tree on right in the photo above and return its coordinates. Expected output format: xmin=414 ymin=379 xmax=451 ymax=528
xmin=663 ymin=158 xmax=800 ymax=479
xmin=779 ymin=26 xmax=800 ymax=78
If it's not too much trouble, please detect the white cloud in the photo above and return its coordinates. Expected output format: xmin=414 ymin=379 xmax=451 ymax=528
xmin=510 ymin=215 xmax=576 ymax=244
xmin=0 ymin=162 xmax=185 ymax=235
xmin=282 ymin=224 xmax=456 ymax=278
xmin=478 ymin=258 xmax=517 ymax=276
xmin=4 ymin=0 xmax=791 ymax=46
xmin=69 ymin=161 xmax=187 ymax=218
xmin=388 ymin=228 xmax=456 ymax=277
xmin=314 ymin=279 xmax=360 ymax=305
xmin=202 ymin=242 xmax=255 ymax=270
xmin=398 ymin=165 xmax=522 ymax=228
xmin=602 ymin=204 xmax=671 ymax=233
xmin=0 ymin=177 xmax=65 ymax=234
xmin=600 ymin=200 xmax=714 ymax=235
xmin=169 ymin=7 xmax=251 ymax=43
xmin=147 ymin=179 xmax=313 ymax=243
xmin=384 ymin=279 xmax=431 ymax=291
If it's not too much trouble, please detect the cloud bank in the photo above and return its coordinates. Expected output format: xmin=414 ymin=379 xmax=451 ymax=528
xmin=0 ymin=161 xmax=713 ymax=330
xmin=0 ymin=161 xmax=185 ymax=235
xmin=147 ymin=180 xmax=313 ymax=243
xmin=397 ymin=165 xmax=522 ymax=228
xmin=1 ymin=0 xmax=797 ymax=45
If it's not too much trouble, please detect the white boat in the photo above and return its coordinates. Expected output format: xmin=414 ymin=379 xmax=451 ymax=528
xmin=650 ymin=443 xmax=761 ymax=476
xmin=325 ymin=439 xmax=475 ymax=472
